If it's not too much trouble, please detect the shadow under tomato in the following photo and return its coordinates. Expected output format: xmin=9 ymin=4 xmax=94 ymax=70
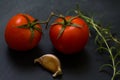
xmin=52 ymin=48 xmax=91 ymax=74
xmin=7 ymin=46 xmax=43 ymax=69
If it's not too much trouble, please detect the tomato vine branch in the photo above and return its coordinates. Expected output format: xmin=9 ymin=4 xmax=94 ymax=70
xmin=17 ymin=6 xmax=120 ymax=80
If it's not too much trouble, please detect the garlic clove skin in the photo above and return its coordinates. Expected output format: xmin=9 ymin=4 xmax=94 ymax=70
xmin=34 ymin=54 xmax=62 ymax=77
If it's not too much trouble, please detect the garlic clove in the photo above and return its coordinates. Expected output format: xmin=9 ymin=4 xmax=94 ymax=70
xmin=34 ymin=54 xmax=62 ymax=77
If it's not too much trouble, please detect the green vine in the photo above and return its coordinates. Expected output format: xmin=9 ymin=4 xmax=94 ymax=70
xmin=74 ymin=5 xmax=120 ymax=80
xmin=29 ymin=6 xmax=120 ymax=79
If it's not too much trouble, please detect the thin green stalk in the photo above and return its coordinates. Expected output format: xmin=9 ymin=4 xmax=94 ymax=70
xmin=91 ymin=20 xmax=116 ymax=80
xmin=75 ymin=9 xmax=118 ymax=80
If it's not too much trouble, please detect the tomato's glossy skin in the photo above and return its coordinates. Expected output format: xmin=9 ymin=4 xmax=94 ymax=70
xmin=5 ymin=14 xmax=42 ymax=51
xmin=49 ymin=16 xmax=89 ymax=54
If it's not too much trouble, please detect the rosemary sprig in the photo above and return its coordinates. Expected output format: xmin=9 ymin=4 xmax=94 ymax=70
xmin=74 ymin=6 xmax=120 ymax=80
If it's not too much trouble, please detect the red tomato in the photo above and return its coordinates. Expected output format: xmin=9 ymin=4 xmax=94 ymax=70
xmin=49 ymin=16 xmax=89 ymax=54
xmin=5 ymin=13 xmax=42 ymax=51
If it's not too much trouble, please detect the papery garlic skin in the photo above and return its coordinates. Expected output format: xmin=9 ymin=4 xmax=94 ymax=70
xmin=34 ymin=54 xmax=62 ymax=77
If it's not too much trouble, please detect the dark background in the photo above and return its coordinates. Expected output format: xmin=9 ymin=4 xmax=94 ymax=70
xmin=0 ymin=0 xmax=120 ymax=80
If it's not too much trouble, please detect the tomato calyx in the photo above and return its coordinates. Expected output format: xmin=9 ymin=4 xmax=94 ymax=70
xmin=17 ymin=14 xmax=42 ymax=42
xmin=51 ymin=15 xmax=82 ymax=39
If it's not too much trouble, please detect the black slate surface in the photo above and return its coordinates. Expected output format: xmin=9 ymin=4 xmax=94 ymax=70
xmin=0 ymin=0 xmax=120 ymax=80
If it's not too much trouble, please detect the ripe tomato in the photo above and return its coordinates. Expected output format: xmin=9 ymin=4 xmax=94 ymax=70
xmin=5 ymin=13 xmax=42 ymax=51
xmin=49 ymin=16 xmax=89 ymax=54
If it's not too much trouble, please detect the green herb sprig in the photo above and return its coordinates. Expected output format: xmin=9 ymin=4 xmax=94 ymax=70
xmin=74 ymin=5 xmax=120 ymax=80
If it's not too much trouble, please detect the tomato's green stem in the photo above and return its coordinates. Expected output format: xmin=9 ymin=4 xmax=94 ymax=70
xmin=17 ymin=14 xmax=43 ymax=42
xmin=52 ymin=14 xmax=68 ymax=25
